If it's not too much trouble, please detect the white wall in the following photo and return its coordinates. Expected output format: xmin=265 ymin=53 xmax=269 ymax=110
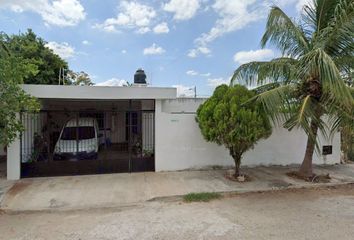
xmin=155 ymin=99 xmax=341 ymax=171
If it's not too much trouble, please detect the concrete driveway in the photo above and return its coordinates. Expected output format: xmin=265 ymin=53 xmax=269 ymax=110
xmin=1 ymin=164 xmax=354 ymax=211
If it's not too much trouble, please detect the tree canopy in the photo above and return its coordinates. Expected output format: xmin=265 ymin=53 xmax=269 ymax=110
xmin=0 ymin=42 xmax=40 ymax=145
xmin=231 ymin=0 xmax=354 ymax=178
xmin=196 ymin=84 xmax=272 ymax=176
xmin=0 ymin=29 xmax=69 ymax=85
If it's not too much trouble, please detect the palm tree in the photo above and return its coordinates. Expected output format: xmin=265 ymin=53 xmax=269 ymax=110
xmin=231 ymin=0 xmax=354 ymax=178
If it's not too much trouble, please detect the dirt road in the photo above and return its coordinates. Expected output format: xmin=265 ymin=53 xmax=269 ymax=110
xmin=1 ymin=185 xmax=354 ymax=240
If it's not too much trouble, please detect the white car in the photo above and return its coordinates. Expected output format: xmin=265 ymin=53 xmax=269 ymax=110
xmin=54 ymin=118 xmax=99 ymax=161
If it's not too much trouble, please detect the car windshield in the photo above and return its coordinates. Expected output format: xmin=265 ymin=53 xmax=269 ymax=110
xmin=61 ymin=127 xmax=95 ymax=140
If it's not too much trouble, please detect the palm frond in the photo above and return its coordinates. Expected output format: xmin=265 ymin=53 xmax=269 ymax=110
xmin=261 ymin=6 xmax=310 ymax=57
xmin=298 ymin=48 xmax=353 ymax=109
xmin=251 ymin=84 xmax=294 ymax=125
xmin=283 ymin=96 xmax=327 ymax=152
xmin=231 ymin=57 xmax=297 ymax=86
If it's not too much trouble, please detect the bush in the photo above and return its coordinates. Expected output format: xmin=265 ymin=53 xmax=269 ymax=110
xmin=196 ymin=84 xmax=272 ymax=177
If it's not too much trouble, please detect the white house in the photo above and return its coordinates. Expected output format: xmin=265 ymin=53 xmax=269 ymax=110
xmin=6 ymin=79 xmax=340 ymax=180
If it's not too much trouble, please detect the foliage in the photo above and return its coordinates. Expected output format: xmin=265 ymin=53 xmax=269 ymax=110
xmin=231 ymin=0 xmax=354 ymax=177
xmin=0 ymin=44 xmax=40 ymax=146
xmin=66 ymin=70 xmax=93 ymax=86
xmin=0 ymin=29 xmax=68 ymax=85
xmin=183 ymin=192 xmax=221 ymax=202
xmin=196 ymin=85 xmax=272 ymax=176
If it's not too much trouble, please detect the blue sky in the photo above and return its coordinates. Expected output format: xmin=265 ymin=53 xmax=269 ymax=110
xmin=0 ymin=0 xmax=308 ymax=96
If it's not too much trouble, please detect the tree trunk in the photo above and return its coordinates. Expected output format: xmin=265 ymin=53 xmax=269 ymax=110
xmin=231 ymin=150 xmax=242 ymax=177
xmin=298 ymin=120 xmax=319 ymax=178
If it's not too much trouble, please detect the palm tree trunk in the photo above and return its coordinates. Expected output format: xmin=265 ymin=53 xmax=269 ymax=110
xmin=298 ymin=120 xmax=319 ymax=178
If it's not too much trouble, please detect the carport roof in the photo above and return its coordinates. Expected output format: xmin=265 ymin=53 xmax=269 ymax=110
xmin=21 ymin=84 xmax=177 ymax=100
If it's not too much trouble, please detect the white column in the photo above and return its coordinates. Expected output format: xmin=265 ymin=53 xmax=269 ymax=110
xmin=154 ymin=100 xmax=162 ymax=172
xmin=7 ymin=115 xmax=21 ymax=180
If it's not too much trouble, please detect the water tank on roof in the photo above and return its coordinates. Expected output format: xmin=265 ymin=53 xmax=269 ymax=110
xmin=134 ymin=68 xmax=147 ymax=84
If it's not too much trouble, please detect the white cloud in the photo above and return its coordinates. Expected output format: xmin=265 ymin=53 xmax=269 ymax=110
xmin=172 ymin=85 xmax=195 ymax=97
xmin=82 ymin=40 xmax=90 ymax=45
xmin=187 ymin=46 xmax=211 ymax=58
xmin=95 ymin=78 xmax=129 ymax=87
xmin=143 ymin=43 xmax=165 ymax=55
xmin=45 ymin=41 xmax=75 ymax=59
xmin=207 ymin=77 xmax=229 ymax=87
xmin=94 ymin=1 xmax=156 ymax=33
xmin=186 ymin=70 xmax=198 ymax=76
xmin=186 ymin=70 xmax=211 ymax=77
xmin=121 ymin=49 xmax=127 ymax=54
xmin=153 ymin=22 xmax=169 ymax=34
xmin=233 ymin=49 xmax=275 ymax=64
xmin=136 ymin=27 xmax=151 ymax=34
xmin=0 ymin=0 xmax=86 ymax=27
xmin=189 ymin=0 xmax=276 ymax=57
xmin=296 ymin=0 xmax=312 ymax=11
xmin=163 ymin=0 xmax=200 ymax=20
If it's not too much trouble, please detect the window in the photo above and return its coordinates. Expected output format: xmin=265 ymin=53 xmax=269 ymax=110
xmin=61 ymin=127 xmax=95 ymax=140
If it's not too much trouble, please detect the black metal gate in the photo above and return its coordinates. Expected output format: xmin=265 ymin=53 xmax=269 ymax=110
xmin=20 ymin=109 xmax=155 ymax=177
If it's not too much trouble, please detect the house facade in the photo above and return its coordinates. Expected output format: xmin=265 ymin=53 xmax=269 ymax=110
xmin=6 ymin=84 xmax=340 ymax=180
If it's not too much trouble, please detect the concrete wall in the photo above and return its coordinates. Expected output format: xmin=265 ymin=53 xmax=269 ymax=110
xmin=155 ymin=98 xmax=341 ymax=171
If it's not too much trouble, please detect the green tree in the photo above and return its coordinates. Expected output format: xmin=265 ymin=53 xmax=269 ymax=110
xmin=196 ymin=85 xmax=272 ymax=177
xmin=231 ymin=0 xmax=354 ymax=178
xmin=0 ymin=42 xmax=40 ymax=145
xmin=65 ymin=70 xmax=93 ymax=86
xmin=0 ymin=29 xmax=68 ymax=85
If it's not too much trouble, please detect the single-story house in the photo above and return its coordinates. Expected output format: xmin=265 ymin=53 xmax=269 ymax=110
xmin=6 ymin=76 xmax=340 ymax=180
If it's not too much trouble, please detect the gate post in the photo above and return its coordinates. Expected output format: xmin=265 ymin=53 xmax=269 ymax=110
xmin=7 ymin=113 xmax=21 ymax=180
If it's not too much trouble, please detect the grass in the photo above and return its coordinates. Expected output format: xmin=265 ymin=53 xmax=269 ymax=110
xmin=183 ymin=192 xmax=222 ymax=202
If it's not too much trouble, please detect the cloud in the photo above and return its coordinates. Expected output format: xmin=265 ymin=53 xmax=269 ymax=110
xmin=0 ymin=0 xmax=86 ymax=27
xmin=187 ymin=46 xmax=211 ymax=58
xmin=295 ymin=0 xmax=312 ymax=11
xmin=153 ymin=22 xmax=169 ymax=34
xmin=82 ymin=40 xmax=90 ymax=45
xmin=163 ymin=0 xmax=200 ymax=20
xmin=95 ymin=78 xmax=129 ymax=86
xmin=121 ymin=49 xmax=127 ymax=54
xmin=94 ymin=1 xmax=156 ymax=33
xmin=45 ymin=41 xmax=75 ymax=59
xmin=207 ymin=77 xmax=229 ymax=87
xmin=189 ymin=0 xmax=279 ymax=57
xmin=136 ymin=27 xmax=151 ymax=34
xmin=186 ymin=70 xmax=211 ymax=77
xmin=233 ymin=49 xmax=275 ymax=64
xmin=172 ymin=85 xmax=195 ymax=97
xmin=186 ymin=70 xmax=198 ymax=76
xmin=143 ymin=43 xmax=165 ymax=55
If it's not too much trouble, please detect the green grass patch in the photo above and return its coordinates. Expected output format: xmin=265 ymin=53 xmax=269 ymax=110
xmin=183 ymin=192 xmax=222 ymax=202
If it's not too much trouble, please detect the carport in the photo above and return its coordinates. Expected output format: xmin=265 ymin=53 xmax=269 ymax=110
xmin=6 ymin=84 xmax=176 ymax=179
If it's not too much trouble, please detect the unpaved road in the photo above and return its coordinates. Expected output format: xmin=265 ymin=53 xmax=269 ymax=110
xmin=1 ymin=185 xmax=354 ymax=240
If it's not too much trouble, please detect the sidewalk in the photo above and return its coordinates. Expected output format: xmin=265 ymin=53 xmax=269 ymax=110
xmin=1 ymin=164 xmax=354 ymax=212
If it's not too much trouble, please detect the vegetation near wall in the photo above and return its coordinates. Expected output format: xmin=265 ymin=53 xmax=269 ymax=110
xmin=196 ymin=84 xmax=272 ymax=177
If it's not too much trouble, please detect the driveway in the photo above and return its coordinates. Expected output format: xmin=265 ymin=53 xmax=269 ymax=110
xmin=1 ymin=164 xmax=354 ymax=211
xmin=1 ymin=185 xmax=354 ymax=240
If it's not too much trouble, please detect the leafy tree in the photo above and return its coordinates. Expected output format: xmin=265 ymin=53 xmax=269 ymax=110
xmin=0 ymin=29 xmax=68 ymax=85
xmin=231 ymin=0 xmax=354 ymax=178
xmin=196 ymin=85 xmax=272 ymax=177
xmin=65 ymin=70 xmax=93 ymax=86
xmin=0 ymin=42 xmax=40 ymax=145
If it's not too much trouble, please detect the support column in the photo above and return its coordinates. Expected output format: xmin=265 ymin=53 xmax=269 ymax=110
xmin=7 ymin=134 xmax=21 ymax=180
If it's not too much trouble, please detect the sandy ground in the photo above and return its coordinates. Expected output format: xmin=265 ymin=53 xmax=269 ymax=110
xmin=1 ymin=185 xmax=354 ymax=240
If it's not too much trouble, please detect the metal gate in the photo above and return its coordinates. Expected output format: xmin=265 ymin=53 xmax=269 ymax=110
xmin=20 ymin=110 xmax=155 ymax=177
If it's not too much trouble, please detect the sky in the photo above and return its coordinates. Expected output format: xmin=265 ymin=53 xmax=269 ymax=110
xmin=0 ymin=0 xmax=309 ymax=97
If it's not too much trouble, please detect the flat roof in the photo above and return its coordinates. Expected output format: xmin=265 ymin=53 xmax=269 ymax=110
xmin=21 ymin=84 xmax=177 ymax=100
